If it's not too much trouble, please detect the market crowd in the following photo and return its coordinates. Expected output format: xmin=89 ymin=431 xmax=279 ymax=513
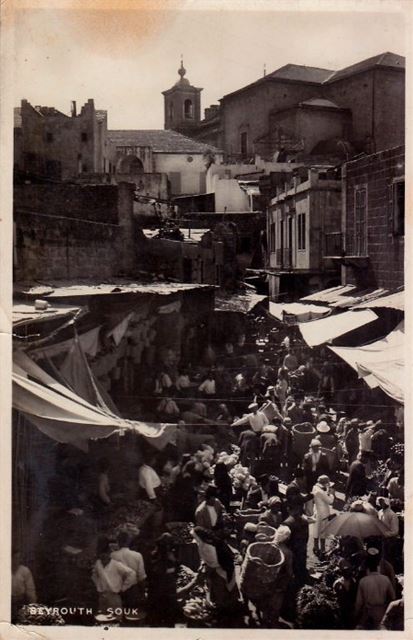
xmin=12 ymin=317 xmax=404 ymax=629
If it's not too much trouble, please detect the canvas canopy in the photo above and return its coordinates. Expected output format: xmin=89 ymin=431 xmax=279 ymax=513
xmin=269 ymin=301 xmax=331 ymax=323
xmin=13 ymin=351 xmax=176 ymax=450
xmin=300 ymin=285 xmax=356 ymax=304
xmin=329 ymin=322 xmax=404 ymax=372
xmin=215 ymin=292 xmax=267 ymax=314
xmin=328 ymin=323 xmax=404 ymax=403
xmin=356 ymin=360 xmax=404 ymax=404
xmin=351 ymin=290 xmax=404 ymax=311
xmin=299 ymin=309 xmax=378 ymax=347
xmin=13 ymin=303 xmax=82 ymax=328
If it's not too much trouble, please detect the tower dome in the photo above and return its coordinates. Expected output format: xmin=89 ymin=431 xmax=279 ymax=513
xmin=162 ymin=58 xmax=203 ymax=132
xmin=175 ymin=59 xmax=190 ymax=86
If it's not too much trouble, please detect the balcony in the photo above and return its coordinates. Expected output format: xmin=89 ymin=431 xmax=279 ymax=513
xmin=324 ymin=232 xmax=369 ymax=268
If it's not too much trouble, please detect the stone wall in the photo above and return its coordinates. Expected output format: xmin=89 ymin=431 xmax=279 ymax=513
xmin=344 ymin=145 xmax=404 ymax=290
xmin=14 ymin=182 xmax=137 ymax=281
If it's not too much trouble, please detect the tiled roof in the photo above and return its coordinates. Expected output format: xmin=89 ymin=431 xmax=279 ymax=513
xmin=325 ymin=52 xmax=405 ymax=83
xmin=267 ymin=64 xmax=333 ymax=83
xmin=107 ymin=129 xmax=222 ymax=154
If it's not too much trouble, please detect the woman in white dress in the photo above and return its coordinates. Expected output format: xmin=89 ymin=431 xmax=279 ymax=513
xmin=312 ymin=474 xmax=334 ymax=557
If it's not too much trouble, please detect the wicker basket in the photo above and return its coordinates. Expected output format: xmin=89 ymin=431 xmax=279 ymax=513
xmin=240 ymin=542 xmax=284 ymax=599
xmin=292 ymin=422 xmax=316 ymax=458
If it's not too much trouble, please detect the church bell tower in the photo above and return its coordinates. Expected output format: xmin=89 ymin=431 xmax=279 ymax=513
xmin=162 ymin=58 xmax=203 ymax=133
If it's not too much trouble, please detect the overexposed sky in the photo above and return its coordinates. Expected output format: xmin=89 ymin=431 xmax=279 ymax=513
xmin=12 ymin=3 xmax=408 ymax=129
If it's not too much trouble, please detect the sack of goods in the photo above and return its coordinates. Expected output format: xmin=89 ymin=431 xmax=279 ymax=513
xmin=240 ymin=542 xmax=284 ymax=600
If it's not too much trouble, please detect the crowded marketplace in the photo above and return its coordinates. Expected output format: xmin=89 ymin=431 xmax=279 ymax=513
xmin=11 ymin=283 xmax=404 ymax=630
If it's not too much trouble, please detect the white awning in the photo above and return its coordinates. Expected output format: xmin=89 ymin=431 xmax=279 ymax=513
xmin=329 ymin=322 xmax=404 ymax=402
xmin=351 ymin=290 xmax=404 ymax=311
xmin=13 ymin=303 xmax=82 ymax=327
xmin=330 ymin=288 xmax=387 ymax=309
xmin=300 ymin=285 xmax=356 ymax=303
xmin=356 ymin=360 xmax=404 ymax=404
xmin=328 ymin=322 xmax=404 ymax=372
xmin=13 ymin=352 xmax=177 ymax=450
xmin=299 ymin=309 xmax=378 ymax=346
xmin=269 ymin=301 xmax=331 ymax=323
xmin=216 ymin=292 xmax=267 ymax=314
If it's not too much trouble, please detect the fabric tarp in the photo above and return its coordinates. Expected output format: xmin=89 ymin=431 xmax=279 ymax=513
xmin=329 ymin=323 xmax=404 ymax=402
xmin=328 ymin=322 xmax=404 ymax=375
xmin=351 ymin=290 xmax=404 ymax=311
xmin=269 ymin=301 xmax=331 ymax=323
xmin=17 ymin=280 xmax=216 ymax=299
xmin=329 ymin=288 xmax=387 ymax=309
xmin=13 ymin=303 xmax=82 ymax=328
xmin=59 ymin=335 xmax=120 ymax=415
xmin=299 ymin=309 xmax=378 ymax=347
xmin=29 ymin=325 xmax=101 ymax=359
xmin=300 ymin=285 xmax=356 ymax=303
xmin=356 ymin=360 xmax=404 ymax=404
xmin=13 ymin=353 xmax=177 ymax=449
xmin=215 ymin=292 xmax=267 ymax=314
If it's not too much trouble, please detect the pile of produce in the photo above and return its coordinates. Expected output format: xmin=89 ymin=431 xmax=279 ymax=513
xmin=17 ymin=604 xmax=66 ymax=626
xmin=368 ymin=460 xmax=388 ymax=483
xmin=216 ymin=450 xmax=239 ymax=468
xmin=182 ymin=597 xmax=216 ymax=623
xmin=166 ymin=522 xmax=194 ymax=545
xmin=296 ymin=583 xmax=341 ymax=629
xmin=391 ymin=443 xmax=404 ymax=460
xmin=229 ymin=464 xmax=256 ymax=492
xmin=107 ymin=501 xmax=154 ymax=537
xmin=176 ymin=564 xmax=197 ymax=591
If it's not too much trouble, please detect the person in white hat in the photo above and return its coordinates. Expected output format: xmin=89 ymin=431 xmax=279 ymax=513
xmin=316 ymin=420 xmax=338 ymax=450
xmin=247 ymin=402 xmax=269 ymax=434
xmin=312 ymin=474 xmax=335 ymax=557
xmin=302 ymin=439 xmax=329 ymax=491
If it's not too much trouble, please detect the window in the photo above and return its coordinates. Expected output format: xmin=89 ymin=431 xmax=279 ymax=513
xmin=46 ymin=132 xmax=53 ymax=143
xmin=354 ymin=186 xmax=368 ymax=255
xmin=278 ymin=219 xmax=283 ymax=249
xmin=297 ymin=213 xmax=306 ymax=250
xmin=169 ymin=172 xmax=181 ymax=195
xmin=270 ymin=222 xmax=276 ymax=252
xmin=240 ymin=236 xmax=252 ymax=253
xmin=169 ymin=103 xmax=174 ymax=121
xmin=81 ymin=132 xmax=88 ymax=142
xmin=240 ymin=132 xmax=248 ymax=156
xmin=82 ymin=164 xmax=88 ymax=173
xmin=393 ymin=180 xmax=404 ymax=236
xmin=184 ymin=99 xmax=193 ymax=119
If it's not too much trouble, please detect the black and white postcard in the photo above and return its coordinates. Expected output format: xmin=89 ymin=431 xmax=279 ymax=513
xmin=0 ymin=0 xmax=411 ymax=638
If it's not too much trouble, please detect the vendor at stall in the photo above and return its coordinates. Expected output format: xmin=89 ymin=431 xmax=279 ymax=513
xmin=111 ymin=532 xmax=147 ymax=608
xmin=92 ymin=536 xmax=136 ymax=618
xmin=259 ymin=496 xmax=283 ymax=529
xmin=138 ymin=459 xmax=161 ymax=501
xmin=247 ymin=403 xmax=269 ymax=434
xmin=195 ymin=485 xmax=226 ymax=530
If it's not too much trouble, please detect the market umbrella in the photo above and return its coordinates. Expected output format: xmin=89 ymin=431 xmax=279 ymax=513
xmin=320 ymin=512 xmax=390 ymax=538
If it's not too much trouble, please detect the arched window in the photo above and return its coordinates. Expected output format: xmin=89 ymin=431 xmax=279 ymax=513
xmin=169 ymin=103 xmax=174 ymax=121
xmin=119 ymin=155 xmax=144 ymax=174
xmin=184 ymin=99 xmax=194 ymax=119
